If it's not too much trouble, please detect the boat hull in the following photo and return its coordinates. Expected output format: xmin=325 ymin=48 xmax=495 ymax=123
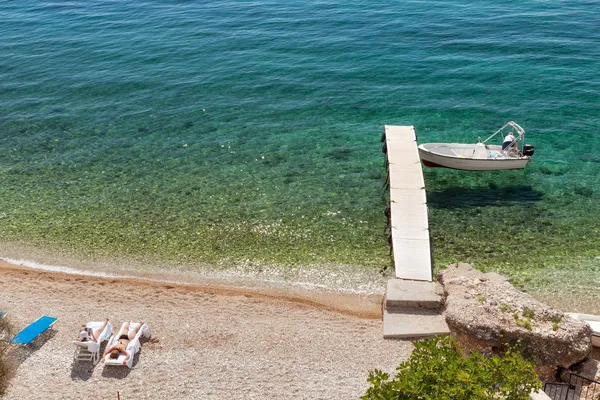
xmin=418 ymin=143 xmax=530 ymax=171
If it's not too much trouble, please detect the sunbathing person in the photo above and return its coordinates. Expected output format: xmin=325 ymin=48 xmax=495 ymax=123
xmin=77 ymin=317 xmax=110 ymax=343
xmin=102 ymin=321 xmax=144 ymax=365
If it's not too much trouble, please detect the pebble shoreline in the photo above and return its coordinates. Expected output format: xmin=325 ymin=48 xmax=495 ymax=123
xmin=0 ymin=262 xmax=412 ymax=399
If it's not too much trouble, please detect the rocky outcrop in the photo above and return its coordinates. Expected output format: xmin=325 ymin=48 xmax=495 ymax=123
xmin=439 ymin=263 xmax=592 ymax=374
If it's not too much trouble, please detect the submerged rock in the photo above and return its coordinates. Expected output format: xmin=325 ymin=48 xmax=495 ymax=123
xmin=439 ymin=263 xmax=592 ymax=375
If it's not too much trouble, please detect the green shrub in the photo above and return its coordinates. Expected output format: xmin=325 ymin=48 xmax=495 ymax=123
xmin=362 ymin=335 xmax=541 ymax=400
xmin=500 ymin=303 xmax=515 ymax=313
xmin=548 ymin=315 xmax=562 ymax=331
xmin=515 ymin=318 xmax=533 ymax=330
xmin=522 ymin=307 xmax=535 ymax=320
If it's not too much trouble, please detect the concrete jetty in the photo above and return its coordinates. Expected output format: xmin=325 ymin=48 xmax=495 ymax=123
xmin=384 ymin=125 xmax=432 ymax=281
xmin=382 ymin=125 xmax=449 ymax=339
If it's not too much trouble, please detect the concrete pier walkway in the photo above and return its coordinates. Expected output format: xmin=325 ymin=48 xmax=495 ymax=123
xmin=382 ymin=125 xmax=448 ymax=339
xmin=384 ymin=125 xmax=432 ymax=282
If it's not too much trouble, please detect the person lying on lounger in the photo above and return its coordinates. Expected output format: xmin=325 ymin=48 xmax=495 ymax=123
xmin=77 ymin=318 xmax=110 ymax=343
xmin=102 ymin=321 xmax=144 ymax=365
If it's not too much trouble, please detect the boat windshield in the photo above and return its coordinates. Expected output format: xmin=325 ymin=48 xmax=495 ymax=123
xmin=479 ymin=121 xmax=525 ymax=149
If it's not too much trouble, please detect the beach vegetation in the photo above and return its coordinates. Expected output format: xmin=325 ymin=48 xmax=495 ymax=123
xmin=515 ymin=316 xmax=533 ymax=331
xmin=522 ymin=307 xmax=535 ymax=320
xmin=474 ymin=293 xmax=486 ymax=303
xmin=548 ymin=315 xmax=562 ymax=324
xmin=513 ymin=311 xmax=533 ymax=330
xmin=548 ymin=315 xmax=562 ymax=331
xmin=362 ymin=335 xmax=541 ymax=400
xmin=0 ymin=315 xmax=16 ymax=396
xmin=500 ymin=303 xmax=515 ymax=313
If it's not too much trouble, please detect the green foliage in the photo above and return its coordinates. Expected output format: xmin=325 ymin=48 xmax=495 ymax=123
xmin=509 ymin=308 xmax=535 ymax=330
xmin=522 ymin=307 xmax=535 ymax=320
xmin=474 ymin=293 xmax=486 ymax=303
xmin=548 ymin=315 xmax=562 ymax=331
xmin=500 ymin=303 xmax=515 ymax=313
xmin=362 ymin=335 xmax=541 ymax=400
xmin=515 ymin=317 xmax=533 ymax=330
xmin=548 ymin=315 xmax=562 ymax=324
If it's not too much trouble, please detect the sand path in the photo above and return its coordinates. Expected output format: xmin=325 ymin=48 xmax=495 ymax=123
xmin=0 ymin=263 xmax=411 ymax=399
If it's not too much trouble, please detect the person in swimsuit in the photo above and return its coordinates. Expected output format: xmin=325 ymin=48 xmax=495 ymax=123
xmin=102 ymin=321 xmax=144 ymax=365
xmin=77 ymin=317 xmax=110 ymax=343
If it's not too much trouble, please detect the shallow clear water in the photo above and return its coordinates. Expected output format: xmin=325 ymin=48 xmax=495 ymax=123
xmin=1 ymin=1 xmax=599 ymax=291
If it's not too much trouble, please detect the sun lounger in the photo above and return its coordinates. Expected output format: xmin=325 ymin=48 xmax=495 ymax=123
xmin=8 ymin=316 xmax=58 ymax=347
xmin=72 ymin=321 xmax=113 ymax=365
xmin=0 ymin=311 xmax=6 ymax=320
xmin=103 ymin=322 xmax=151 ymax=368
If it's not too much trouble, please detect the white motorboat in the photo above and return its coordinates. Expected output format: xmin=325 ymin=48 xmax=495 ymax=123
xmin=418 ymin=121 xmax=534 ymax=171
xmin=566 ymin=313 xmax=600 ymax=347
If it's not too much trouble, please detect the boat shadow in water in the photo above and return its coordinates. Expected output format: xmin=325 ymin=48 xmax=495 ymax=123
xmin=427 ymin=185 xmax=543 ymax=208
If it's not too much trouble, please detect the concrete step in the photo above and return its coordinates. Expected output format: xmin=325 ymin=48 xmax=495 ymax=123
xmin=385 ymin=279 xmax=443 ymax=310
xmin=383 ymin=308 xmax=450 ymax=339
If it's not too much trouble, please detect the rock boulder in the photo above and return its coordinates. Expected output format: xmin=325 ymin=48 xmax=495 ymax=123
xmin=439 ymin=263 xmax=592 ymax=374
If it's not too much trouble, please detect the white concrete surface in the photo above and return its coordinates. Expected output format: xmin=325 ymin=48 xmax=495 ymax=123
xmin=385 ymin=125 xmax=432 ymax=281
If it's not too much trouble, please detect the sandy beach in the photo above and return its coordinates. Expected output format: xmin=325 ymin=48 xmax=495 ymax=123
xmin=0 ymin=261 xmax=412 ymax=399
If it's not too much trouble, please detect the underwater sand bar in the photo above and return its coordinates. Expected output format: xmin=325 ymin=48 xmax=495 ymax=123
xmin=385 ymin=125 xmax=432 ymax=281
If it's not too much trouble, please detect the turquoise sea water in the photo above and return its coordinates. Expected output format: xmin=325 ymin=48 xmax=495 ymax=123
xmin=1 ymin=1 xmax=599 ymax=292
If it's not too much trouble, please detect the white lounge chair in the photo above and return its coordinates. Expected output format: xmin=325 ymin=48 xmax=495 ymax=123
xmin=103 ymin=322 xmax=151 ymax=368
xmin=72 ymin=320 xmax=113 ymax=365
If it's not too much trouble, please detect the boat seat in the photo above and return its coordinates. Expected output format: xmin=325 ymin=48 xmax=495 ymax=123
xmin=473 ymin=143 xmax=489 ymax=159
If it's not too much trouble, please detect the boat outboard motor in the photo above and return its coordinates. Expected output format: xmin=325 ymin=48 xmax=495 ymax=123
xmin=522 ymin=144 xmax=535 ymax=157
